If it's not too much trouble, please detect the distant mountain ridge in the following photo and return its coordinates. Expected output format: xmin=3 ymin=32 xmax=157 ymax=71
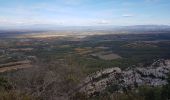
xmin=118 ymin=25 xmax=170 ymax=31
xmin=0 ymin=25 xmax=170 ymax=38
xmin=0 ymin=25 xmax=170 ymax=31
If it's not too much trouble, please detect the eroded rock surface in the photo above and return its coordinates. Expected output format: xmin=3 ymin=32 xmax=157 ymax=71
xmin=78 ymin=59 xmax=170 ymax=96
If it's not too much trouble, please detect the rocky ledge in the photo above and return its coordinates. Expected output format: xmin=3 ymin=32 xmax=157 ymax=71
xmin=78 ymin=59 xmax=170 ymax=96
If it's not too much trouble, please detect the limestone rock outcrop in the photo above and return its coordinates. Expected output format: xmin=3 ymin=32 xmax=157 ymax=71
xmin=78 ymin=59 xmax=170 ymax=96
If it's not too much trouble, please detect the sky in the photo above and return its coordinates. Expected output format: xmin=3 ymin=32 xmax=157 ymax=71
xmin=0 ymin=0 xmax=170 ymax=27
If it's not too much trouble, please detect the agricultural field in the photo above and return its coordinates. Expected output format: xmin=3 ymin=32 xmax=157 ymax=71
xmin=0 ymin=32 xmax=170 ymax=100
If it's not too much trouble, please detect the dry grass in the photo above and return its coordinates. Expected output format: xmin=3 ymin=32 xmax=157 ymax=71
xmin=0 ymin=90 xmax=35 ymax=100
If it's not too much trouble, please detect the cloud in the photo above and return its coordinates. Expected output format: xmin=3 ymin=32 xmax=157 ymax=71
xmin=93 ymin=20 xmax=112 ymax=25
xmin=0 ymin=17 xmax=64 ymax=26
xmin=122 ymin=14 xmax=134 ymax=17
xmin=145 ymin=0 xmax=159 ymax=2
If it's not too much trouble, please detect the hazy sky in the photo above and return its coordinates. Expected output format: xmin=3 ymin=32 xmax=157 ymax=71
xmin=0 ymin=0 xmax=170 ymax=26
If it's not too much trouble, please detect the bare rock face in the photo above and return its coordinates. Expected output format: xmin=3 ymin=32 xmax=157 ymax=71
xmin=78 ymin=67 xmax=122 ymax=96
xmin=78 ymin=59 xmax=170 ymax=96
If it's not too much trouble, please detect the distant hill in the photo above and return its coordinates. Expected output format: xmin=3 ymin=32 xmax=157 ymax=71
xmin=1 ymin=25 xmax=170 ymax=31
xmin=117 ymin=25 xmax=170 ymax=32
xmin=0 ymin=25 xmax=170 ymax=38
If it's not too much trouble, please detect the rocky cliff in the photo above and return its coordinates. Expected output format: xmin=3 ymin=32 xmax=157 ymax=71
xmin=78 ymin=59 xmax=170 ymax=97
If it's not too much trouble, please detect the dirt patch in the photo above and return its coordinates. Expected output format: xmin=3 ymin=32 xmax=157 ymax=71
xmin=91 ymin=52 xmax=121 ymax=60
xmin=0 ymin=60 xmax=32 ymax=73
xmin=74 ymin=47 xmax=93 ymax=55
